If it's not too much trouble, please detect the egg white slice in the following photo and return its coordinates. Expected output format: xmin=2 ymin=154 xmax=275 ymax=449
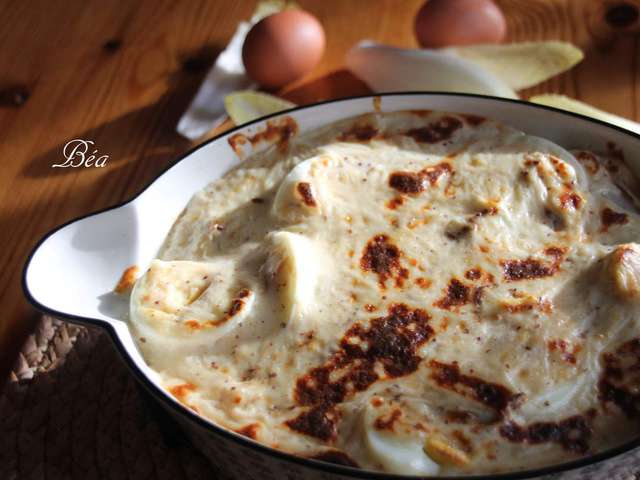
xmin=261 ymin=230 xmax=324 ymax=329
xmin=362 ymin=403 xmax=440 ymax=475
xmin=271 ymin=155 xmax=347 ymax=222
xmin=130 ymin=259 xmax=254 ymax=350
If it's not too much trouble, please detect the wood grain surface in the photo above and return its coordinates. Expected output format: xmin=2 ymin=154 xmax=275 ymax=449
xmin=1 ymin=0 xmax=639 ymax=379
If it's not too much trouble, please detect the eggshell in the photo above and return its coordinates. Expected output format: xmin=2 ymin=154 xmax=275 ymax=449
xmin=415 ymin=0 xmax=507 ymax=48
xmin=242 ymin=9 xmax=325 ymax=89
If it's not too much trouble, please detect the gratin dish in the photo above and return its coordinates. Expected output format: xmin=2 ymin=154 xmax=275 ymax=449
xmin=23 ymin=93 xmax=640 ymax=479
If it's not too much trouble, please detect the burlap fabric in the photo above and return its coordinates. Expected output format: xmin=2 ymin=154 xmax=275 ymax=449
xmin=0 ymin=316 xmax=218 ymax=480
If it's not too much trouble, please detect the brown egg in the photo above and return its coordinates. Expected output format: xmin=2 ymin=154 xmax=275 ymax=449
xmin=242 ymin=9 xmax=325 ymax=89
xmin=415 ymin=0 xmax=507 ymax=48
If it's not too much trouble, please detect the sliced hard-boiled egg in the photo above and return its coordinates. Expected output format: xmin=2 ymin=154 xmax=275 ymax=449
xmin=261 ymin=231 xmax=322 ymax=327
xmin=271 ymin=157 xmax=324 ymax=222
xmin=607 ymin=244 xmax=640 ymax=301
xmin=130 ymin=259 xmax=254 ymax=349
xmin=362 ymin=403 xmax=440 ymax=475
xmin=513 ymin=373 xmax=592 ymax=423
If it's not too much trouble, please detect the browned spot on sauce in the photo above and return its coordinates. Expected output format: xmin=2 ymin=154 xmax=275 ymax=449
xmin=439 ymin=317 xmax=450 ymax=332
xmin=503 ymin=299 xmax=553 ymax=315
xmin=472 ymin=287 xmax=485 ymax=306
xmin=548 ymin=339 xmax=580 ymax=364
xmin=286 ymin=304 xmax=433 ymax=440
xmin=228 ymin=133 xmax=248 ymax=155
xmin=429 ymin=360 xmax=517 ymax=413
xmin=576 ymin=151 xmax=599 ymax=175
xmin=499 ymin=410 xmax=596 ymax=454
xmin=228 ymin=116 xmax=298 ymax=155
xmin=389 ymin=163 xmax=453 ymax=196
xmin=364 ymin=303 xmax=377 ymax=312
xmin=545 ymin=246 xmax=567 ymax=258
xmin=462 ymin=114 xmax=485 ymax=126
xmin=601 ymin=207 xmax=629 ymax=232
xmin=435 ymin=279 xmax=474 ymax=310
xmin=395 ymin=267 xmax=409 ymax=288
xmin=374 ymin=408 xmax=402 ymax=431
xmin=560 ymin=191 xmax=582 ymax=210
xmin=361 ymin=235 xmax=405 ymax=288
xmin=297 ymin=182 xmax=317 ymax=207
xmin=550 ymin=155 xmax=571 ymax=180
xmin=227 ymin=288 xmax=250 ymax=317
xmin=389 ymin=171 xmax=424 ymax=194
xmin=184 ymin=320 xmax=202 ymax=330
xmin=445 ymin=224 xmax=472 ymax=241
xmin=205 ymin=288 xmax=251 ymax=327
xmin=475 ymin=206 xmax=498 ymax=217
xmin=386 ymin=195 xmax=405 ymax=209
xmin=445 ymin=410 xmax=473 ymax=424
xmin=308 ymin=450 xmax=360 ymax=467
xmin=286 ymin=405 xmax=339 ymax=442
xmin=407 ymin=116 xmax=463 ymax=143
xmin=241 ymin=367 xmax=258 ymax=381
xmin=599 ymin=338 xmax=640 ymax=418
xmin=339 ymin=124 xmax=379 ymax=142
xmin=465 ymin=268 xmax=481 ymax=281
xmin=114 ymin=265 xmax=139 ymax=294
xmin=423 ymin=162 xmax=454 ymax=186
xmin=235 ymin=423 xmax=259 ymax=439
xmin=169 ymin=383 xmax=196 ymax=402
xmin=453 ymin=430 xmax=474 ymax=453
xmin=501 ymin=249 xmax=565 ymax=282
xmin=415 ymin=277 xmax=432 ymax=289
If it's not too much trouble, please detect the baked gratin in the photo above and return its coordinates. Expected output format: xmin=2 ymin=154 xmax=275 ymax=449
xmin=129 ymin=110 xmax=640 ymax=475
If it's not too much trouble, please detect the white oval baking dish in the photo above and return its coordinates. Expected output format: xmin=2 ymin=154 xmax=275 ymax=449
xmin=23 ymin=93 xmax=640 ymax=480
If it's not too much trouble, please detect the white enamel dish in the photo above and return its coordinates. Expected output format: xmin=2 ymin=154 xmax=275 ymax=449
xmin=23 ymin=93 xmax=640 ymax=480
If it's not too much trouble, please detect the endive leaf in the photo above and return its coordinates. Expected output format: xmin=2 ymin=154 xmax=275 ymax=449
xmin=345 ymin=41 xmax=518 ymax=99
xmin=225 ymin=90 xmax=295 ymax=125
xmin=252 ymin=0 xmax=298 ymax=21
xmin=446 ymin=42 xmax=584 ymax=90
xmin=529 ymin=94 xmax=640 ymax=135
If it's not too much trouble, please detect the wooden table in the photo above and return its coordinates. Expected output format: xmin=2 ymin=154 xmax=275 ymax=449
xmin=1 ymin=0 xmax=639 ymax=379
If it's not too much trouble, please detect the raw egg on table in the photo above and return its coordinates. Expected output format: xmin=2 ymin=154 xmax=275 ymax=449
xmin=242 ymin=9 xmax=325 ymax=89
xmin=415 ymin=0 xmax=507 ymax=48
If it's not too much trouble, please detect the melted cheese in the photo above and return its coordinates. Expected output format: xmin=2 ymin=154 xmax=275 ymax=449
xmin=130 ymin=111 xmax=640 ymax=475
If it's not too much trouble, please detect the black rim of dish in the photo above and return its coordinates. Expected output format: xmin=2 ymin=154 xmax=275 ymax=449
xmin=21 ymin=92 xmax=640 ymax=479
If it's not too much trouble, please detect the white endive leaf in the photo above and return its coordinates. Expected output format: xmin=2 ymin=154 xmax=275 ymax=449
xmin=446 ymin=42 xmax=583 ymax=90
xmin=224 ymin=91 xmax=295 ymax=125
xmin=345 ymin=41 xmax=517 ymax=99
xmin=251 ymin=0 xmax=298 ymax=20
xmin=529 ymin=94 xmax=640 ymax=135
